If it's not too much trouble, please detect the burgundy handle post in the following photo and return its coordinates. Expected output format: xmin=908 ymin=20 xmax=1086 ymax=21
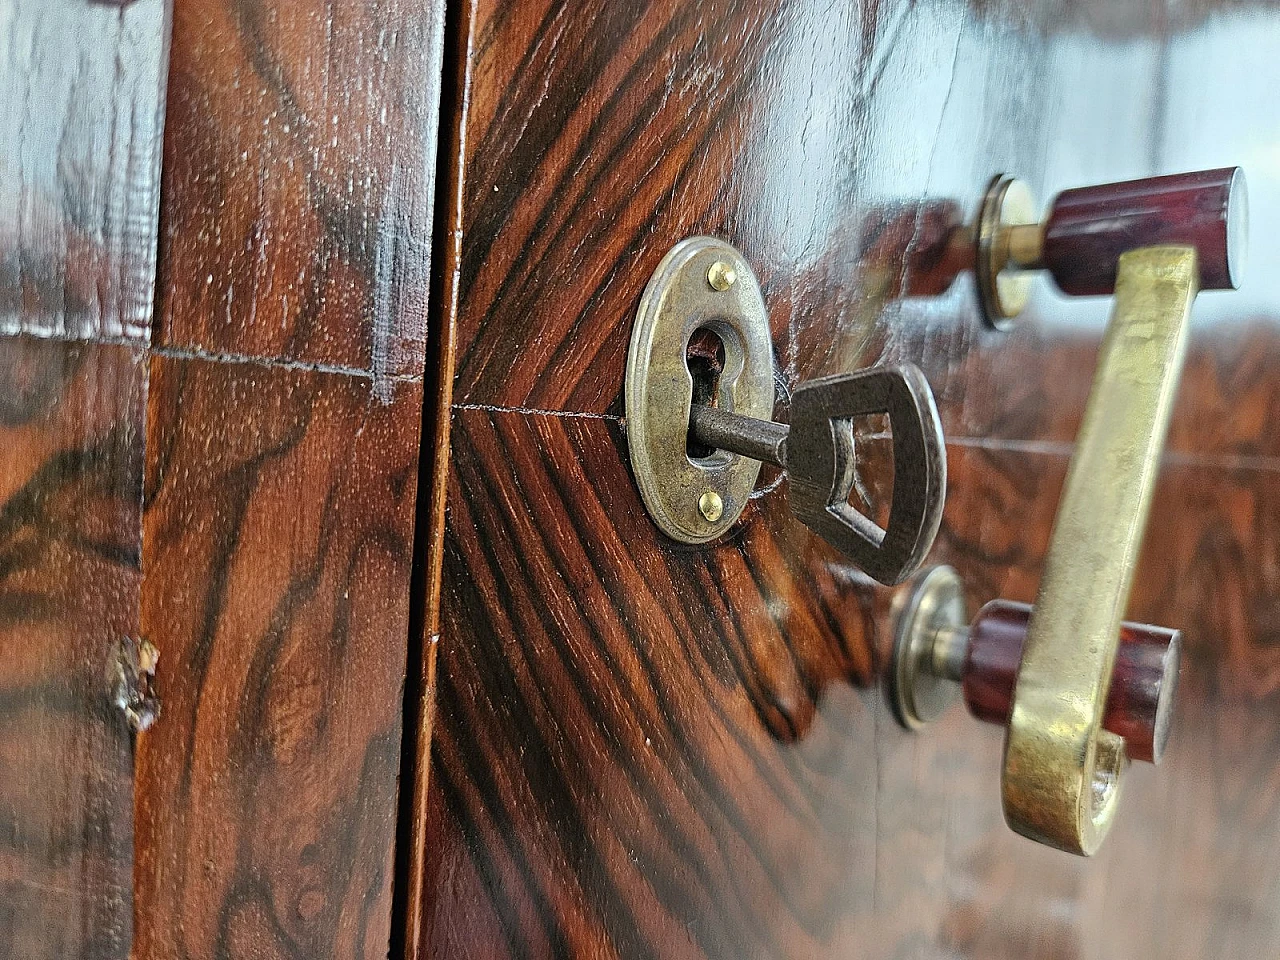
xmin=961 ymin=600 xmax=1180 ymax=764
xmin=1041 ymin=167 xmax=1247 ymax=296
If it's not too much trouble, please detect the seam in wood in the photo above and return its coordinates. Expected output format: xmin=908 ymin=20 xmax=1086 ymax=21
xmin=152 ymin=345 xmax=424 ymax=384
xmin=454 ymin=402 xmax=622 ymax=421
xmin=0 ymin=330 xmax=424 ymax=384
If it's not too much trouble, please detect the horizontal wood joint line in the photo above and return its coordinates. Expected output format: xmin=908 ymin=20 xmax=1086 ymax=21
xmin=453 ymin=402 xmax=621 ymax=421
xmin=151 ymin=345 xmax=424 ymax=383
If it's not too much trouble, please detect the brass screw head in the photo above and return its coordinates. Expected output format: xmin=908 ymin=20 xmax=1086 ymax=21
xmin=707 ymin=261 xmax=737 ymax=292
xmin=698 ymin=491 xmax=724 ymax=522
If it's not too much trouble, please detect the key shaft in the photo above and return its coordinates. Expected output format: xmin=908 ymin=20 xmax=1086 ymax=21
xmin=689 ymin=405 xmax=789 ymax=467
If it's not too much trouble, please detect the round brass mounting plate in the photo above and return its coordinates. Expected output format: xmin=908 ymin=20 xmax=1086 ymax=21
xmin=888 ymin=564 xmax=966 ymax=729
xmin=976 ymin=175 xmax=1038 ymax=330
xmin=625 ymin=237 xmax=775 ymax=543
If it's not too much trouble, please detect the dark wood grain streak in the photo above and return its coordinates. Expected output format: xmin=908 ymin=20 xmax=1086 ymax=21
xmin=0 ymin=0 xmax=168 ymax=951
xmin=427 ymin=410 xmax=1280 ymax=959
xmin=446 ymin=1 xmax=1164 ymax=417
xmin=430 ymin=410 xmax=881 ymax=959
xmin=0 ymin=0 xmax=169 ymax=341
xmin=134 ymin=0 xmax=447 ymax=956
xmin=451 ymin=0 xmax=799 ymax=413
xmin=133 ymin=357 xmax=422 ymax=960
xmin=0 ymin=338 xmax=146 ymax=960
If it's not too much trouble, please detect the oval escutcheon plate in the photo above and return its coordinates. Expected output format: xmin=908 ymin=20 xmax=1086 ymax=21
xmin=625 ymin=237 xmax=775 ymax=543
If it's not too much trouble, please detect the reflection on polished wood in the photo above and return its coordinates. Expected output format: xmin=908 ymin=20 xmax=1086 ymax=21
xmin=0 ymin=0 xmax=167 ymax=951
xmin=416 ymin=1 xmax=1280 ymax=957
xmin=0 ymin=0 xmax=167 ymax=340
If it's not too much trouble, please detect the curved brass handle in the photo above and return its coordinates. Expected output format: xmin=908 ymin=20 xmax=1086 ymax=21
xmin=1003 ymin=246 xmax=1198 ymax=854
xmin=890 ymin=169 xmax=1248 ymax=855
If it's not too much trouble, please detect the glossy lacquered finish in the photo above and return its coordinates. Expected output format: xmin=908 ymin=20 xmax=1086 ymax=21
xmin=1 ymin=0 xmax=446 ymax=957
xmin=4 ymin=0 xmax=1280 ymax=956
xmin=0 ymin=340 xmax=146 ymax=960
xmin=1042 ymin=167 xmax=1246 ymax=295
xmin=135 ymin=360 xmax=424 ymax=960
xmin=0 ymin=0 xmax=167 ymax=340
xmin=0 ymin=0 xmax=166 ymax=954
xmin=416 ymin=2 xmax=1280 ymax=958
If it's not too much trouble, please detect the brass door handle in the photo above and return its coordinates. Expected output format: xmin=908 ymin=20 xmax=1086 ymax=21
xmin=891 ymin=168 xmax=1247 ymax=855
xmin=971 ymin=167 xmax=1245 ymax=327
xmin=890 ymin=566 xmax=1180 ymax=759
xmin=1005 ymin=243 xmax=1199 ymax=853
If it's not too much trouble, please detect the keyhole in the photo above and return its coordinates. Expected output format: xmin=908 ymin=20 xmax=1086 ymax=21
xmin=685 ymin=326 xmax=725 ymax=459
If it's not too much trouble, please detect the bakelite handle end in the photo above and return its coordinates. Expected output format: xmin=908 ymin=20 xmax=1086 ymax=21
xmin=1042 ymin=167 xmax=1247 ymax=296
xmin=962 ymin=600 xmax=1180 ymax=765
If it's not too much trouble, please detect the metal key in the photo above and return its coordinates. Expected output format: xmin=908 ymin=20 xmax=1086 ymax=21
xmin=688 ymin=363 xmax=946 ymax=586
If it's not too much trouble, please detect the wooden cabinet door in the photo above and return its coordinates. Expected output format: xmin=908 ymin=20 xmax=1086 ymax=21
xmin=0 ymin=0 xmax=165 ymax=953
xmin=0 ymin=0 xmax=445 ymax=957
xmin=407 ymin=4 xmax=1280 ymax=959
xmin=5 ymin=3 xmax=1280 ymax=959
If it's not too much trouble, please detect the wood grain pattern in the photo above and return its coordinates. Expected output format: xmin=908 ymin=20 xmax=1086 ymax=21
xmin=1 ymin=0 xmax=448 ymax=949
xmin=425 ymin=410 xmax=1280 ymax=960
xmin=415 ymin=2 xmax=1280 ymax=958
xmin=0 ymin=0 xmax=168 ymax=953
xmin=443 ymin=0 xmax=1155 ymax=417
xmin=0 ymin=0 xmax=169 ymax=340
xmin=133 ymin=357 xmax=422 ymax=960
xmin=129 ymin=0 xmax=448 ymax=955
xmin=158 ymin=0 xmax=445 ymax=382
xmin=934 ymin=320 xmax=1280 ymax=461
xmin=429 ymin=410 xmax=878 ymax=959
xmin=440 ymin=0 xmax=1280 ymax=458
xmin=0 ymin=338 xmax=146 ymax=960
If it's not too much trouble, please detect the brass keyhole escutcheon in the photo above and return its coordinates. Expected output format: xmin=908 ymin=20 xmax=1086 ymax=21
xmin=626 ymin=238 xmax=946 ymax=585
xmin=626 ymin=237 xmax=775 ymax=543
